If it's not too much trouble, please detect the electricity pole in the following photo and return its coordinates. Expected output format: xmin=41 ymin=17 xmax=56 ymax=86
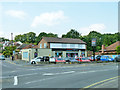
xmin=11 ymin=33 xmax=14 ymax=61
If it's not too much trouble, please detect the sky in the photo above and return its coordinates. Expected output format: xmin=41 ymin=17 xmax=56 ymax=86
xmin=0 ymin=1 xmax=118 ymax=40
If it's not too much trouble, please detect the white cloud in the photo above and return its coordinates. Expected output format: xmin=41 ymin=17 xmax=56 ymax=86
xmin=31 ymin=10 xmax=67 ymax=27
xmin=0 ymin=31 xmax=4 ymax=36
xmin=79 ymin=24 xmax=106 ymax=35
xmin=5 ymin=10 xmax=27 ymax=19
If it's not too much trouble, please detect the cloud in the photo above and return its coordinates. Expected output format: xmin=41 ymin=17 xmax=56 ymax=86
xmin=79 ymin=24 xmax=106 ymax=35
xmin=31 ymin=10 xmax=67 ymax=27
xmin=5 ymin=10 xmax=27 ymax=19
xmin=0 ymin=31 xmax=4 ymax=36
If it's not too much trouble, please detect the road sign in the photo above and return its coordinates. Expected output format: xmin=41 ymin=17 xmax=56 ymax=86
xmin=92 ymin=38 xmax=96 ymax=46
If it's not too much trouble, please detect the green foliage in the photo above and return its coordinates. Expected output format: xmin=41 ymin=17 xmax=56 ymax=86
xmin=62 ymin=29 xmax=81 ymax=39
xmin=15 ymin=32 xmax=58 ymax=45
xmin=0 ymin=37 xmax=9 ymax=41
xmin=14 ymin=30 xmax=119 ymax=52
xmin=116 ymin=45 xmax=120 ymax=54
xmin=3 ymin=46 xmax=16 ymax=57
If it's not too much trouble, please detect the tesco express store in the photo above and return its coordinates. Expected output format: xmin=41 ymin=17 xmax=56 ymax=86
xmin=38 ymin=37 xmax=87 ymax=58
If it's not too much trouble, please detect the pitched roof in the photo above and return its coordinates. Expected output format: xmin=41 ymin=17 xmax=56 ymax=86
xmin=42 ymin=37 xmax=86 ymax=44
xmin=17 ymin=44 xmax=29 ymax=49
xmin=105 ymin=41 xmax=120 ymax=51
xmin=22 ymin=43 xmax=36 ymax=49
xmin=32 ymin=45 xmax=38 ymax=49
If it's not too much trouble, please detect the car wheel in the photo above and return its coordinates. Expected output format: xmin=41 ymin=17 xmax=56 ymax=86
xmin=32 ymin=61 xmax=36 ymax=64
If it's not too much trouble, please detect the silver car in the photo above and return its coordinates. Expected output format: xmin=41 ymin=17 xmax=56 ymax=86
xmin=0 ymin=55 xmax=5 ymax=60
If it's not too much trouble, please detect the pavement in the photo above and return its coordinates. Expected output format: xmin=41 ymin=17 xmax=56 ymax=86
xmin=0 ymin=58 xmax=119 ymax=89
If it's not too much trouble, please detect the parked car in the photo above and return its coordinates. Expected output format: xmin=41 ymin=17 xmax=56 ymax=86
xmin=88 ymin=57 xmax=94 ymax=61
xmin=76 ymin=57 xmax=91 ymax=62
xmin=43 ymin=56 xmax=49 ymax=62
xmin=100 ymin=56 xmax=114 ymax=62
xmin=64 ymin=57 xmax=71 ymax=62
xmin=96 ymin=55 xmax=101 ymax=61
xmin=55 ymin=57 xmax=66 ymax=63
xmin=0 ymin=55 xmax=5 ymax=60
xmin=49 ymin=57 xmax=56 ymax=63
xmin=69 ymin=57 xmax=79 ymax=62
xmin=114 ymin=55 xmax=120 ymax=62
xmin=31 ymin=56 xmax=43 ymax=64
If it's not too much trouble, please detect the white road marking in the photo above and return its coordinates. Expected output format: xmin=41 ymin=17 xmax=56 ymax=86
xmin=14 ymin=76 xmax=18 ymax=85
xmin=63 ymin=71 xmax=75 ymax=74
xmin=25 ymin=77 xmax=55 ymax=84
xmin=43 ymin=71 xmax=75 ymax=76
xmin=43 ymin=73 xmax=54 ymax=76
xmin=18 ymin=73 xmax=38 ymax=77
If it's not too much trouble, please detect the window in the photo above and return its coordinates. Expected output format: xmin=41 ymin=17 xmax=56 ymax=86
xmin=23 ymin=52 xmax=28 ymax=58
xmin=44 ymin=43 xmax=47 ymax=48
xmin=40 ymin=44 xmax=42 ymax=48
xmin=70 ymin=44 xmax=75 ymax=48
xmin=62 ymin=44 xmax=67 ymax=48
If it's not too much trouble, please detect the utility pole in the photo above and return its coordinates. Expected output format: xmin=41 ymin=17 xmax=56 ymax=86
xmin=11 ymin=33 xmax=14 ymax=61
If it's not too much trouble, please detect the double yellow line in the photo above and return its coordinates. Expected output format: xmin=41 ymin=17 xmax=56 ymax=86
xmin=84 ymin=76 xmax=120 ymax=88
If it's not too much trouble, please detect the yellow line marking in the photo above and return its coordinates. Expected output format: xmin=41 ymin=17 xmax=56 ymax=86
xmin=94 ymin=78 xmax=118 ymax=88
xmin=84 ymin=76 xmax=120 ymax=88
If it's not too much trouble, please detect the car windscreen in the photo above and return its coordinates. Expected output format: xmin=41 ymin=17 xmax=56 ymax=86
xmin=0 ymin=55 xmax=4 ymax=58
xmin=57 ymin=58 xmax=63 ymax=60
xmin=82 ymin=58 xmax=88 ymax=60
xmin=70 ymin=57 xmax=75 ymax=60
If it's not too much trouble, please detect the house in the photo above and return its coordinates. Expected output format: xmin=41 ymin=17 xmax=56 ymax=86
xmin=21 ymin=37 xmax=87 ymax=61
xmin=99 ymin=41 xmax=120 ymax=54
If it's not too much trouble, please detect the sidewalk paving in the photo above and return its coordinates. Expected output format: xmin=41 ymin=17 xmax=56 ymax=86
xmin=5 ymin=58 xmax=30 ymax=66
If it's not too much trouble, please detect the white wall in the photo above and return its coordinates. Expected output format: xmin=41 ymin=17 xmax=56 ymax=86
xmin=50 ymin=43 xmax=86 ymax=49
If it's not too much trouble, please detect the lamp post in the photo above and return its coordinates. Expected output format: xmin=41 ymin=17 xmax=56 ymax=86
xmin=11 ymin=33 xmax=14 ymax=61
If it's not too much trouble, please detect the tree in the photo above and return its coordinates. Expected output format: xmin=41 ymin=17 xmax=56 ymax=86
xmin=36 ymin=32 xmax=58 ymax=44
xmin=62 ymin=29 xmax=81 ymax=39
xmin=26 ymin=32 xmax=36 ymax=43
xmin=3 ymin=46 xmax=16 ymax=57
xmin=116 ymin=45 xmax=120 ymax=54
xmin=81 ymin=31 xmax=102 ymax=51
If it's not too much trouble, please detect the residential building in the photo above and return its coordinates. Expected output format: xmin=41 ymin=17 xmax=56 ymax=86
xmin=99 ymin=41 xmax=120 ymax=54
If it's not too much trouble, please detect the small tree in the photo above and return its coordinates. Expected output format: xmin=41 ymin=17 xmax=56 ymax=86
xmin=116 ymin=45 xmax=120 ymax=54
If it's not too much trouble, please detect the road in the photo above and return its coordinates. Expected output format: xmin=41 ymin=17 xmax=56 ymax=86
xmin=0 ymin=59 xmax=119 ymax=89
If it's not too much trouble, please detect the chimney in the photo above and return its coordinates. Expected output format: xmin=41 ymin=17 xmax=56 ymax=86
xmin=102 ymin=45 xmax=105 ymax=53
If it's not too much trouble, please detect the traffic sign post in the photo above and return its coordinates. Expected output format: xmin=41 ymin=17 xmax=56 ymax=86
xmin=92 ymin=38 xmax=96 ymax=61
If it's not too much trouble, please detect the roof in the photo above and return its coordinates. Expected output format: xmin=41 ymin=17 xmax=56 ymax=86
xmin=17 ymin=44 xmax=29 ymax=49
xmin=22 ymin=43 xmax=36 ymax=49
xmin=32 ymin=45 xmax=38 ymax=49
xmin=105 ymin=41 xmax=120 ymax=51
xmin=42 ymin=37 xmax=86 ymax=44
xmin=100 ymin=41 xmax=120 ymax=51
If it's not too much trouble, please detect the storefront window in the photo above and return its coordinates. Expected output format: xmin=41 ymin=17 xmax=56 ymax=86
xmin=66 ymin=53 xmax=78 ymax=57
xmin=55 ymin=52 xmax=62 ymax=57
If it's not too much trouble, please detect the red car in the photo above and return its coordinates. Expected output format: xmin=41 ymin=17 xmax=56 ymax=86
xmin=55 ymin=58 xmax=66 ymax=63
xmin=88 ymin=57 xmax=94 ymax=61
xmin=76 ymin=57 xmax=91 ymax=62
